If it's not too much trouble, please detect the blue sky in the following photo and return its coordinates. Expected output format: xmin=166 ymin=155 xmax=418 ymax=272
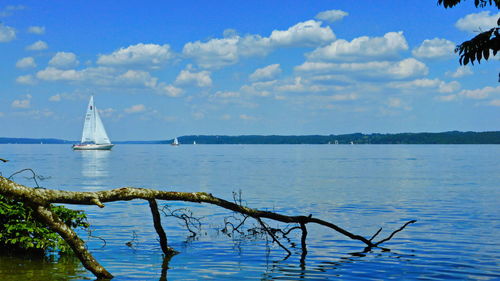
xmin=1 ymin=1 xmax=499 ymax=140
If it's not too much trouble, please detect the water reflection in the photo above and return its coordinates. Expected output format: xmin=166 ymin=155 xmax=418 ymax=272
xmin=79 ymin=150 xmax=110 ymax=190
xmin=0 ymin=253 xmax=88 ymax=281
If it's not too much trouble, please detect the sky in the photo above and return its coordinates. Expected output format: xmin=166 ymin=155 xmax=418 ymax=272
xmin=1 ymin=0 xmax=499 ymax=140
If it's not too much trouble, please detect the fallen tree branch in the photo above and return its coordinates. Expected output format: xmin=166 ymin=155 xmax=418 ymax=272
xmin=0 ymin=175 xmax=416 ymax=279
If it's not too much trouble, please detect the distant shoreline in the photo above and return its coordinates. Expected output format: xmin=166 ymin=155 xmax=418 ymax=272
xmin=2 ymin=131 xmax=500 ymax=144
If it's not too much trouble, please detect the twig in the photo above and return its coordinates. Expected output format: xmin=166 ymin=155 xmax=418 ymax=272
xmin=256 ymin=217 xmax=291 ymax=257
xmin=374 ymin=220 xmax=417 ymax=246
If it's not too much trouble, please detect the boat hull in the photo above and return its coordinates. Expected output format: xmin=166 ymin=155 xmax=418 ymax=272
xmin=72 ymin=144 xmax=114 ymax=150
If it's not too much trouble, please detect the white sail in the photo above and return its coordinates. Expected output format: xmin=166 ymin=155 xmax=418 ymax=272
xmin=80 ymin=96 xmax=111 ymax=145
xmin=94 ymin=108 xmax=111 ymax=144
xmin=81 ymin=97 xmax=95 ymax=144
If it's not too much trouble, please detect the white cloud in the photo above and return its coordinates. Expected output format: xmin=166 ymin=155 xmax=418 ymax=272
xmin=28 ymin=26 xmax=45 ymax=35
xmin=49 ymin=52 xmax=79 ymax=68
xmin=240 ymin=80 xmax=277 ymax=97
xmin=315 ymin=9 xmax=349 ymax=23
xmin=446 ymin=66 xmax=473 ymax=78
xmin=296 ymin=58 xmax=428 ymax=80
xmin=412 ymin=38 xmax=455 ymax=59
xmin=488 ymin=99 xmax=500 ymax=106
xmin=436 ymin=94 xmax=458 ymax=102
xmin=175 ymin=69 xmax=212 ymax=87
xmin=239 ymin=114 xmax=257 ymax=120
xmin=0 ymin=23 xmax=16 ymax=42
xmin=36 ymin=66 xmax=165 ymax=91
xmin=389 ymin=78 xmax=460 ymax=93
xmin=16 ymin=57 xmax=36 ymax=68
xmin=183 ymin=20 xmax=334 ymax=68
xmin=307 ymin=31 xmax=408 ymax=61
xmin=36 ymin=67 xmax=82 ymax=81
xmin=48 ymin=92 xmax=86 ymax=102
xmin=387 ymin=97 xmax=411 ymax=110
xmin=183 ymin=37 xmax=240 ymax=69
xmin=26 ymin=40 xmax=48 ymax=51
xmin=97 ymin=43 xmax=173 ymax=67
xmin=49 ymin=94 xmax=62 ymax=102
xmin=99 ymin=108 xmax=115 ymax=118
xmin=16 ymin=74 xmax=36 ymax=85
xmin=11 ymin=94 xmax=32 ymax=109
xmin=269 ymin=20 xmax=335 ymax=47
xmin=459 ymin=86 xmax=500 ymax=99
xmin=276 ymin=76 xmax=328 ymax=93
xmin=214 ymin=91 xmax=240 ymax=98
xmin=455 ymin=11 xmax=500 ymax=33
xmin=124 ymin=104 xmax=146 ymax=113
xmin=160 ymin=84 xmax=183 ymax=97
xmin=249 ymin=64 xmax=282 ymax=81
xmin=0 ymin=5 xmax=25 ymax=17
xmin=118 ymin=70 xmax=158 ymax=88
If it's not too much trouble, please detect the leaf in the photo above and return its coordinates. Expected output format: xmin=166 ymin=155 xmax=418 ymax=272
xmin=463 ymin=55 xmax=469 ymax=65
xmin=483 ymin=48 xmax=490 ymax=60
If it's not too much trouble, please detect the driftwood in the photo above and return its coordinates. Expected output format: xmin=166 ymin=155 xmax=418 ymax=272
xmin=0 ymin=175 xmax=416 ymax=279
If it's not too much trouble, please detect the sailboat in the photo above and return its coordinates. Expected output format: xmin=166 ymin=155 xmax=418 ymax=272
xmin=171 ymin=137 xmax=180 ymax=146
xmin=72 ymin=96 xmax=114 ymax=150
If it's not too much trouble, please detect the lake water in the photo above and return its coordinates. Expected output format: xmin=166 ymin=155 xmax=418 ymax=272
xmin=0 ymin=144 xmax=499 ymax=280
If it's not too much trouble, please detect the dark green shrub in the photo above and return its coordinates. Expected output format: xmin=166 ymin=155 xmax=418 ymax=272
xmin=0 ymin=194 xmax=89 ymax=255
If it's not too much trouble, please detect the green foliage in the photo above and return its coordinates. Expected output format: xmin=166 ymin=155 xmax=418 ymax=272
xmin=438 ymin=0 xmax=500 ymax=9
xmin=438 ymin=0 xmax=500 ymax=68
xmin=0 ymin=194 xmax=89 ymax=255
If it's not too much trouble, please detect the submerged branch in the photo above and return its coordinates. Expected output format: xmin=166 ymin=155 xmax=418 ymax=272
xmin=0 ymin=175 xmax=416 ymax=279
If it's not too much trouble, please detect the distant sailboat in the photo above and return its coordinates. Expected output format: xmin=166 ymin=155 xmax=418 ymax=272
xmin=73 ymin=96 xmax=114 ymax=150
xmin=171 ymin=137 xmax=180 ymax=146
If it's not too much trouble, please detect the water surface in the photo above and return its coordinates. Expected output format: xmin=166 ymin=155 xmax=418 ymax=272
xmin=0 ymin=144 xmax=499 ymax=280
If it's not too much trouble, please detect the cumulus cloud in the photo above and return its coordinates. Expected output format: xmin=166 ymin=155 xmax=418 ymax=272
xmin=296 ymin=58 xmax=428 ymax=80
xmin=240 ymin=80 xmax=277 ymax=97
xmin=28 ymin=26 xmax=45 ymax=35
xmin=36 ymin=67 xmax=82 ymax=81
xmin=97 ymin=43 xmax=173 ymax=67
xmin=16 ymin=57 xmax=36 ymax=68
xmin=16 ymin=74 xmax=36 ymax=85
xmin=11 ymin=94 xmax=32 ymax=109
xmin=124 ymin=104 xmax=146 ymax=113
xmin=269 ymin=20 xmax=335 ymax=47
xmin=160 ymin=84 xmax=183 ymax=97
xmin=389 ymin=78 xmax=460 ymax=93
xmin=307 ymin=31 xmax=408 ymax=61
xmin=213 ymin=91 xmax=240 ymax=99
xmin=387 ymin=97 xmax=411 ymax=110
xmin=175 ymin=69 xmax=212 ymax=87
xmin=315 ymin=9 xmax=349 ymax=23
xmin=455 ymin=11 xmax=500 ymax=33
xmin=446 ymin=66 xmax=473 ymax=78
xmin=118 ymin=70 xmax=158 ymax=88
xmin=49 ymin=94 xmax=62 ymax=102
xmin=0 ymin=5 xmax=25 ymax=17
xmin=26 ymin=40 xmax=48 ymax=51
xmin=412 ymin=38 xmax=455 ymax=59
xmin=183 ymin=37 xmax=240 ymax=68
xmin=459 ymin=85 xmax=500 ymax=99
xmin=249 ymin=64 xmax=282 ymax=81
xmin=0 ymin=23 xmax=16 ymax=42
xmin=488 ymin=99 xmax=500 ymax=106
xmin=49 ymin=52 xmax=79 ymax=68
xmin=239 ymin=114 xmax=257 ymax=120
xmin=183 ymin=20 xmax=334 ymax=68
